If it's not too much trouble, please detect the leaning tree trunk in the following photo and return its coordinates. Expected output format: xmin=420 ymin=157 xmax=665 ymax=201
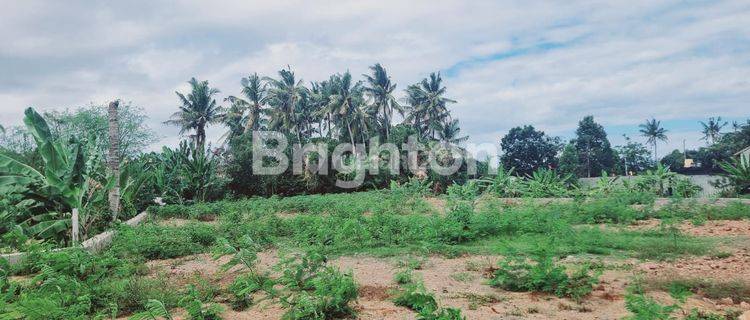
xmin=108 ymin=100 xmax=121 ymax=222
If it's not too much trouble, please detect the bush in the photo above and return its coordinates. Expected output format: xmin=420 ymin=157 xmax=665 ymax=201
xmin=489 ymin=252 xmax=599 ymax=302
xmin=109 ymin=223 xmax=217 ymax=260
xmin=276 ymin=250 xmax=358 ymax=320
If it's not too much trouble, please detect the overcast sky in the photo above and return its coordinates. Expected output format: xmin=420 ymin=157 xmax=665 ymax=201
xmin=1 ymin=0 xmax=749 ymax=154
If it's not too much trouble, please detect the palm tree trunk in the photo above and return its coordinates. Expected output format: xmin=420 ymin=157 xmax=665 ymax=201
xmin=347 ymin=120 xmax=356 ymax=155
xmin=107 ymin=101 xmax=121 ymax=222
xmin=384 ymin=105 xmax=391 ymax=140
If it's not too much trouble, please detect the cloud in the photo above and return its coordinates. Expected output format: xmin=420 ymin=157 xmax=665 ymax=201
xmin=1 ymin=0 xmax=748 ymax=154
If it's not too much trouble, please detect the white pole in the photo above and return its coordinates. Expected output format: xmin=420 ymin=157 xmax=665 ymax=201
xmin=72 ymin=208 xmax=79 ymax=244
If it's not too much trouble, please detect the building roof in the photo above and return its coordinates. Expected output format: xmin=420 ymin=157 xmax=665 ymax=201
xmin=735 ymin=146 xmax=750 ymax=156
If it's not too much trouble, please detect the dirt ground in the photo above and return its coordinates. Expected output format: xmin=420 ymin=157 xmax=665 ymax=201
xmin=143 ymin=224 xmax=750 ymax=320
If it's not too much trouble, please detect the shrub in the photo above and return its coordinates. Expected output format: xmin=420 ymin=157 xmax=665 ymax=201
xmin=392 ymin=282 xmax=466 ymax=320
xmin=489 ymin=252 xmax=599 ymax=302
xmin=279 ymin=266 xmax=358 ymax=320
xmin=109 ymin=223 xmax=216 ymax=260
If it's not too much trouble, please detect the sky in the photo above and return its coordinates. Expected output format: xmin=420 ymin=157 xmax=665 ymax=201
xmin=1 ymin=0 xmax=749 ymax=155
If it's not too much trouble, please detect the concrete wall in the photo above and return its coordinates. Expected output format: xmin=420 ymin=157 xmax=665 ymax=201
xmin=578 ymin=175 xmax=722 ymax=197
xmin=0 ymin=211 xmax=149 ymax=265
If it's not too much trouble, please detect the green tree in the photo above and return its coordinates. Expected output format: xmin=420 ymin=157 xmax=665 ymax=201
xmin=700 ymin=117 xmax=727 ymax=145
xmin=324 ymin=72 xmax=368 ymax=149
xmin=265 ymin=68 xmax=307 ymax=143
xmin=615 ymin=134 xmax=653 ymax=174
xmin=223 ymin=73 xmax=269 ymax=141
xmin=41 ymin=103 xmax=157 ymax=158
xmin=437 ymin=119 xmax=469 ymax=145
xmin=166 ymin=78 xmax=225 ymax=149
xmin=363 ymin=63 xmax=401 ymax=140
xmin=558 ymin=142 xmax=580 ymax=177
xmin=500 ymin=125 xmax=560 ymax=176
xmin=573 ymin=116 xmax=616 ymax=177
xmin=404 ymin=72 xmax=456 ymax=140
xmin=638 ymin=118 xmax=668 ymax=163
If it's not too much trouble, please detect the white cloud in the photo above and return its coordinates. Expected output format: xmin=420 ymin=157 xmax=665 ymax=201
xmin=0 ymin=0 xmax=748 ymax=153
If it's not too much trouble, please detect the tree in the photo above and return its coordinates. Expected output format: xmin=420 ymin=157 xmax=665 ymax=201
xmin=558 ymin=142 xmax=580 ymax=177
xmin=223 ymin=73 xmax=269 ymax=142
xmin=437 ymin=119 xmax=469 ymax=145
xmin=107 ymin=100 xmax=120 ymax=221
xmin=500 ymin=125 xmax=561 ymax=176
xmin=265 ymin=68 xmax=307 ymax=143
xmin=615 ymin=134 xmax=653 ymax=174
xmin=700 ymin=117 xmax=727 ymax=145
xmin=0 ymin=108 xmax=93 ymax=242
xmin=166 ymin=78 xmax=224 ymax=149
xmin=573 ymin=116 xmax=616 ymax=177
xmin=404 ymin=72 xmax=456 ymax=140
xmin=40 ymin=103 xmax=157 ymax=158
xmin=639 ymin=118 xmax=668 ymax=163
xmin=324 ymin=72 xmax=367 ymax=151
xmin=363 ymin=63 xmax=400 ymax=139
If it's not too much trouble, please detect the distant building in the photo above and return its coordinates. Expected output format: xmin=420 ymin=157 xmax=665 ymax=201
xmin=735 ymin=146 xmax=750 ymax=158
xmin=683 ymin=158 xmax=695 ymax=168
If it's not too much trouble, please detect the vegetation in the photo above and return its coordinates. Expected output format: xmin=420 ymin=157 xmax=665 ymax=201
xmin=1 ymin=63 xmax=749 ymax=318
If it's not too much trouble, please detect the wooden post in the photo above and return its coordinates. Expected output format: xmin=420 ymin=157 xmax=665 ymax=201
xmin=72 ymin=208 xmax=79 ymax=244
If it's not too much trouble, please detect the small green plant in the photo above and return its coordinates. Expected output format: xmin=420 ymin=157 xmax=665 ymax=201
xmin=624 ymin=293 xmax=677 ymax=320
xmin=129 ymin=299 xmax=174 ymax=320
xmin=397 ymin=255 xmax=427 ymax=270
xmin=179 ymin=285 xmax=223 ymax=320
xmin=276 ymin=250 xmax=358 ymax=320
xmin=489 ymin=252 xmax=600 ymax=302
xmin=394 ymin=269 xmax=414 ymax=285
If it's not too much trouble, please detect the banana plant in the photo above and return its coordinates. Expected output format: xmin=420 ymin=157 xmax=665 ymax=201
xmin=718 ymin=154 xmax=750 ymax=195
xmin=0 ymin=108 xmax=91 ymax=241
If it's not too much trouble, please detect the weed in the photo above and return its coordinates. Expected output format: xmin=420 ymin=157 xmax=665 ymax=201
xmin=394 ymin=269 xmax=414 ymax=285
xmin=450 ymin=272 xmax=474 ymax=282
xmin=489 ymin=251 xmax=600 ymax=302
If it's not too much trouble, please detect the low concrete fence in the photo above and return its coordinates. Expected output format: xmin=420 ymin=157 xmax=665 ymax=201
xmin=578 ymin=175 xmax=722 ymax=198
xmin=489 ymin=197 xmax=750 ymax=208
xmin=0 ymin=211 xmax=149 ymax=265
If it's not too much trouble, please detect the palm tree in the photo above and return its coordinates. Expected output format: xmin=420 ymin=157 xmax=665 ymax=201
xmin=639 ymin=118 xmax=668 ymax=163
xmin=264 ymin=68 xmax=306 ymax=143
xmin=223 ymin=73 xmax=269 ymax=141
xmin=732 ymin=121 xmax=742 ymax=132
xmin=700 ymin=117 xmax=727 ymax=144
xmin=437 ymin=119 xmax=469 ymax=145
xmin=363 ymin=63 xmax=400 ymax=140
xmin=404 ymin=72 xmax=455 ymax=140
xmin=165 ymin=78 xmax=224 ymax=149
xmin=326 ymin=72 xmax=367 ymax=151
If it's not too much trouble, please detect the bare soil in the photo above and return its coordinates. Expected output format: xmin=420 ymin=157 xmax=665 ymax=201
xmin=142 ymin=247 xmax=750 ymax=319
xmin=629 ymin=219 xmax=750 ymax=237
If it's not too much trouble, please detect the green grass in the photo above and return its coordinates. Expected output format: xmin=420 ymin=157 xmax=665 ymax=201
xmin=4 ymin=189 xmax=744 ymax=319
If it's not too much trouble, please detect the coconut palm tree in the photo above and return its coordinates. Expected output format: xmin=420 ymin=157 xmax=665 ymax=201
xmin=223 ymin=73 xmax=269 ymax=141
xmin=437 ymin=119 xmax=469 ymax=145
xmin=404 ymin=72 xmax=455 ymax=140
xmin=326 ymin=72 xmax=367 ymax=151
xmin=363 ymin=63 xmax=400 ymax=140
xmin=264 ymin=68 xmax=307 ymax=143
xmin=165 ymin=78 xmax=224 ymax=149
xmin=700 ymin=117 xmax=727 ymax=144
xmin=639 ymin=118 xmax=668 ymax=163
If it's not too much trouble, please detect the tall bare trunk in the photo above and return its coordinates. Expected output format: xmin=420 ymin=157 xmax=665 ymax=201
xmin=107 ymin=101 xmax=121 ymax=221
